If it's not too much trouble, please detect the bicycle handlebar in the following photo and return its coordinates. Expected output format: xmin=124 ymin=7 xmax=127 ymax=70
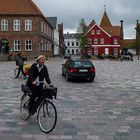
xmin=35 ymin=81 xmax=54 ymax=88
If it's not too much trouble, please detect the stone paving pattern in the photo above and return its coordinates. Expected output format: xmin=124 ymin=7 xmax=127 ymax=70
xmin=0 ymin=57 xmax=140 ymax=140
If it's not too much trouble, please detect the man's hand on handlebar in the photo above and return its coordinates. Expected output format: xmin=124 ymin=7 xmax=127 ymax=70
xmin=32 ymin=81 xmax=54 ymax=88
xmin=48 ymin=83 xmax=54 ymax=87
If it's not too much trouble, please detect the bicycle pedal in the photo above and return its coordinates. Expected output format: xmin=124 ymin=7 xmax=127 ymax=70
xmin=24 ymin=104 xmax=30 ymax=109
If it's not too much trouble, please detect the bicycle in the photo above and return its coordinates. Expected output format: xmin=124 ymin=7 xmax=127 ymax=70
xmin=14 ymin=63 xmax=31 ymax=78
xmin=20 ymin=82 xmax=57 ymax=134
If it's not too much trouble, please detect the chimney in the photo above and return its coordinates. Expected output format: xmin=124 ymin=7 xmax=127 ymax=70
xmin=120 ymin=20 xmax=124 ymax=40
xmin=136 ymin=19 xmax=140 ymax=55
xmin=89 ymin=20 xmax=95 ymax=28
xmin=137 ymin=19 xmax=139 ymax=26
xmin=136 ymin=19 xmax=139 ymax=37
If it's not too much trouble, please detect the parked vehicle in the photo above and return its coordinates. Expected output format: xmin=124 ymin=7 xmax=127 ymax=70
xmin=62 ymin=58 xmax=95 ymax=81
xmin=64 ymin=53 xmax=71 ymax=59
xmin=120 ymin=49 xmax=133 ymax=61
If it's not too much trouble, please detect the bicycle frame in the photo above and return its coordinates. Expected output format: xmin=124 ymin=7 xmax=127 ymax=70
xmin=20 ymin=83 xmax=57 ymax=134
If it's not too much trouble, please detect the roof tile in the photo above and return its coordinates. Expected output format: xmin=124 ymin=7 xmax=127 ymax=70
xmin=0 ymin=0 xmax=44 ymax=16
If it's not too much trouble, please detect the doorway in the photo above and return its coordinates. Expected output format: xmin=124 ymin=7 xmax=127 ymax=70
xmin=0 ymin=38 xmax=9 ymax=54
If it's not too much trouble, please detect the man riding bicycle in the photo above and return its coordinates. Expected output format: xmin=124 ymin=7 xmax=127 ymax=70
xmin=26 ymin=55 xmax=53 ymax=115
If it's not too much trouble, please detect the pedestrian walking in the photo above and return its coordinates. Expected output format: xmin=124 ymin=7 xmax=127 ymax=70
xmin=15 ymin=53 xmax=26 ymax=78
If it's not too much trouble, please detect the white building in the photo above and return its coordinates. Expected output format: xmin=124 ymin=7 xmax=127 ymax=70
xmin=47 ymin=17 xmax=59 ymax=56
xmin=64 ymin=33 xmax=81 ymax=55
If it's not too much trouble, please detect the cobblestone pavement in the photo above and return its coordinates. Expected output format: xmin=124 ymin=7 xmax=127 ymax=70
xmin=0 ymin=57 xmax=140 ymax=140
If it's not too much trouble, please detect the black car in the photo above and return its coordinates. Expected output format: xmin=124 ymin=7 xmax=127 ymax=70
xmin=64 ymin=53 xmax=71 ymax=59
xmin=62 ymin=58 xmax=95 ymax=81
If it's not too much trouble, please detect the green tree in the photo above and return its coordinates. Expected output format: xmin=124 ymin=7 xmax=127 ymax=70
xmin=76 ymin=18 xmax=88 ymax=59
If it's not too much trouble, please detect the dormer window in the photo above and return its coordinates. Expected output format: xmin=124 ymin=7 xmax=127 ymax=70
xmin=96 ymin=30 xmax=101 ymax=35
xmin=91 ymin=30 xmax=95 ymax=35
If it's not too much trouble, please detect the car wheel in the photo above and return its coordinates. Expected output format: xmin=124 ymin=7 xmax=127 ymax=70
xmin=89 ymin=77 xmax=95 ymax=82
xmin=66 ymin=73 xmax=70 ymax=81
xmin=90 ymin=78 xmax=94 ymax=81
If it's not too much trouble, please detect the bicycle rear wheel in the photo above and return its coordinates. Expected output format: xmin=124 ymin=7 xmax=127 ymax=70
xmin=20 ymin=94 xmax=30 ymax=120
xmin=14 ymin=67 xmax=22 ymax=77
xmin=38 ymin=100 xmax=57 ymax=134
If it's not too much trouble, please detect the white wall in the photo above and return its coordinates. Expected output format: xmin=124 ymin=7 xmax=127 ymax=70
xmin=54 ymin=29 xmax=59 ymax=55
xmin=64 ymin=38 xmax=80 ymax=55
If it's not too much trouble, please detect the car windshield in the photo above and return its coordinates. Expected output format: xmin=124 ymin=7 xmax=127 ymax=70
xmin=73 ymin=60 xmax=92 ymax=67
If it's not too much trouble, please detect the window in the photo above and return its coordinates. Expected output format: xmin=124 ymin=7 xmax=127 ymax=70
xmin=100 ymin=38 xmax=104 ymax=44
xmin=114 ymin=48 xmax=118 ymax=56
xmin=41 ymin=22 xmax=44 ymax=33
xmin=88 ymin=38 xmax=92 ymax=44
xmin=1 ymin=19 xmax=8 ymax=31
xmin=74 ymin=61 xmax=92 ymax=67
xmin=25 ymin=40 xmax=32 ymax=51
xmin=94 ymin=47 xmax=98 ymax=56
xmin=40 ymin=40 xmax=47 ymax=51
xmin=96 ymin=30 xmax=101 ymax=35
xmin=67 ymin=49 xmax=70 ymax=53
xmin=94 ymin=38 xmax=98 ymax=44
xmin=72 ymin=42 xmax=74 ymax=46
xmin=72 ymin=49 xmax=74 ymax=54
xmin=67 ymin=42 xmax=70 ymax=46
xmin=44 ymin=24 xmax=46 ymax=33
xmin=40 ymin=40 xmax=44 ymax=51
xmin=14 ymin=40 xmax=21 ymax=51
xmin=91 ymin=30 xmax=95 ymax=35
xmin=47 ymin=41 xmax=51 ymax=51
xmin=44 ymin=40 xmax=47 ymax=51
xmin=76 ymin=49 xmax=79 ymax=53
xmin=13 ymin=19 xmax=20 ymax=31
xmin=114 ymin=38 xmax=118 ymax=44
xmin=76 ymin=42 xmax=79 ymax=46
xmin=25 ymin=19 xmax=32 ymax=31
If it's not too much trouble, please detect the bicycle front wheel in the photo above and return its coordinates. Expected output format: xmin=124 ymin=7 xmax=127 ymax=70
xmin=38 ymin=100 xmax=57 ymax=134
xmin=20 ymin=94 xmax=30 ymax=120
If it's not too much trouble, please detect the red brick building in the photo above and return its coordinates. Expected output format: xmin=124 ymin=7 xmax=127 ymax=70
xmin=84 ymin=10 xmax=123 ymax=57
xmin=0 ymin=0 xmax=54 ymax=60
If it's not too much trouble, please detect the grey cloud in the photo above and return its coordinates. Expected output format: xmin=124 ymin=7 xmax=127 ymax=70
xmin=33 ymin=0 xmax=140 ymax=38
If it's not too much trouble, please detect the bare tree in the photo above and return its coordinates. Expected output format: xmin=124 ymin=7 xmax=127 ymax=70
xmin=135 ymin=20 xmax=140 ymax=56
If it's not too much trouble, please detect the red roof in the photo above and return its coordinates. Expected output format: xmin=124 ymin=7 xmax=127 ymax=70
xmin=100 ymin=11 xmax=112 ymax=27
xmin=0 ymin=0 xmax=44 ymax=16
xmin=99 ymin=11 xmax=121 ymax=36
xmin=123 ymin=39 xmax=136 ymax=48
xmin=102 ymin=26 xmax=121 ymax=36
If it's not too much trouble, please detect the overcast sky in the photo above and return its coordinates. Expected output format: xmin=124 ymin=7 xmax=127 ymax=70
xmin=33 ymin=0 xmax=140 ymax=39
